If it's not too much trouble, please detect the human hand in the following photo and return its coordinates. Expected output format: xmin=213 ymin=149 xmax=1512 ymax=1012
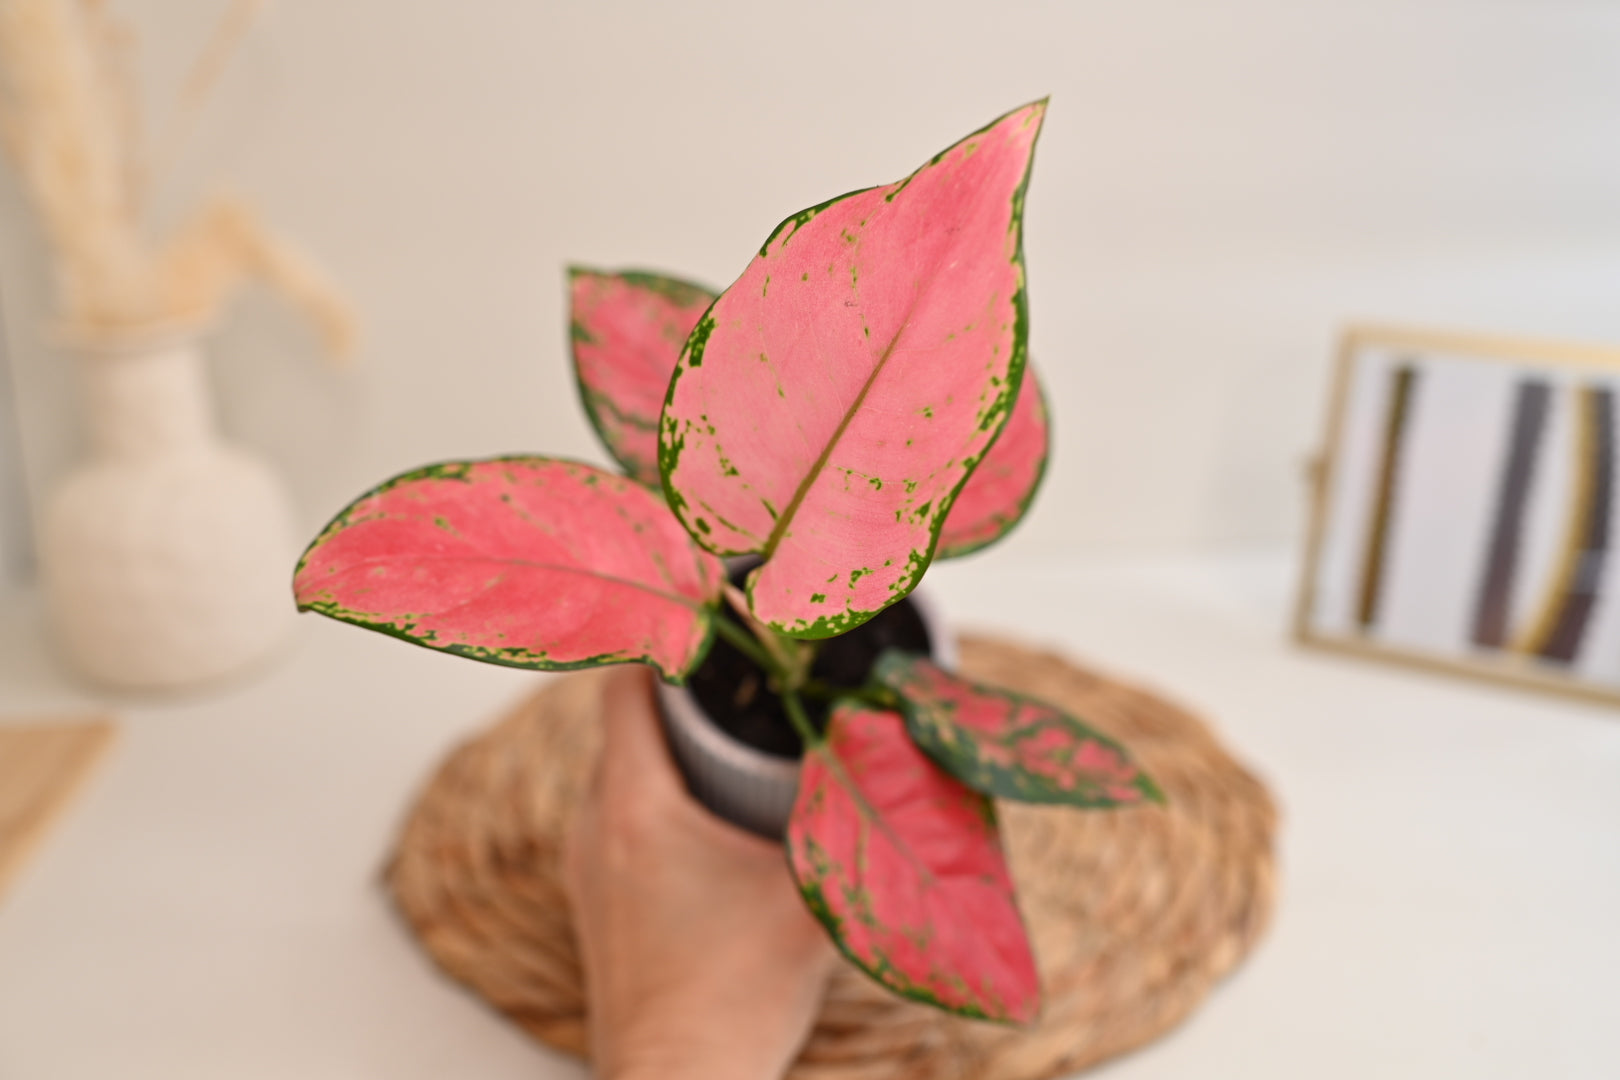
xmin=563 ymin=666 xmax=837 ymax=1080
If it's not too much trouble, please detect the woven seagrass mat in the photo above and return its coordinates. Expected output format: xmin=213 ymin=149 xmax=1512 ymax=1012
xmin=386 ymin=636 xmax=1278 ymax=1079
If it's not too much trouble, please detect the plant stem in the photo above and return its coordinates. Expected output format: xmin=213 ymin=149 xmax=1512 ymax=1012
xmin=781 ymin=688 xmax=822 ymax=749
xmin=796 ymin=678 xmax=841 ymax=702
xmin=799 ymin=679 xmax=900 ymax=712
xmin=723 ymin=584 xmax=805 ymax=681
xmin=712 ymin=611 xmax=779 ymax=675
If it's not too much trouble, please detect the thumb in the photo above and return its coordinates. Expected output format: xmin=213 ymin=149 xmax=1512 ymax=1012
xmin=597 ymin=663 xmax=685 ymax=804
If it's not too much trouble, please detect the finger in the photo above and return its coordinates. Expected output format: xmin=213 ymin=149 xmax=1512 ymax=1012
xmin=677 ymin=785 xmax=788 ymax=857
xmin=560 ymin=798 xmax=592 ymax=901
xmin=597 ymin=663 xmax=686 ymax=805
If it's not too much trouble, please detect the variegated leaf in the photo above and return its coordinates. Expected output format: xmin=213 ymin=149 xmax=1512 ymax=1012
xmin=293 ymin=457 xmax=724 ymax=680
xmin=937 ymin=363 xmax=1050 ymax=558
xmin=873 ymin=651 xmax=1163 ymax=807
xmin=661 ymin=100 xmax=1047 ymax=639
xmin=570 ymin=268 xmax=717 ymax=486
xmin=787 ymin=701 xmax=1040 ymax=1024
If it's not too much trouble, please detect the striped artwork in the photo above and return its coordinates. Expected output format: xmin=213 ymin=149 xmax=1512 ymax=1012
xmin=1298 ymin=327 xmax=1620 ymax=703
xmin=1471 ymin=380 xmax=1552 ymax=649
xmin=1356 ymin=363 xmax=1419 ymax=630
xmin=1510 ymin=386 xmax=1613 ymax=663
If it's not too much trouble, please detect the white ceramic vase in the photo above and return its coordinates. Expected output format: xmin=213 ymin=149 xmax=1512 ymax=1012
xmin=38 ymin=330 xmax=298 ymax=691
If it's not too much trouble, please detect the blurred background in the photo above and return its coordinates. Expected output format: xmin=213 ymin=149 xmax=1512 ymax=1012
xmin=5 ymin=0 xmax=1619 ymax=578
xmin=5 ymin=6 xmax=1620 ymax=1075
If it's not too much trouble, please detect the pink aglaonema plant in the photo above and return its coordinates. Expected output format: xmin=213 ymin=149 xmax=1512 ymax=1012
xmin=294 ymin=99 xmax=1161 ymax=1025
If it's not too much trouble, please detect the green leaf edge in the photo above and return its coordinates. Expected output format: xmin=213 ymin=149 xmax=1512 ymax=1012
xmin=291 ymin=452 xmax=719 ymax=684
xmin=785 ymin=738 xmax=1037 ymax=1026
xmin=657 ymin=98 xmax=1050 ymax=642
xmin=567 ymin=266 xmax=719 ymax=489
xmin=935 ymin=364 xmax=1053 ymax=560
xmin=873 ymin=649 xmax=1166 ymax=807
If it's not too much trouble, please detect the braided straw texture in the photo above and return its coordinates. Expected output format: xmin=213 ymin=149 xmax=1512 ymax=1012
xmin=386 ymin=636 xmax=1278 ymax=1079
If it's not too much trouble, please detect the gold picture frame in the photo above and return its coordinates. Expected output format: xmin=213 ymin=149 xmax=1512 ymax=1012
xmin=1295 ymin=324 xmax=1620 ymax=707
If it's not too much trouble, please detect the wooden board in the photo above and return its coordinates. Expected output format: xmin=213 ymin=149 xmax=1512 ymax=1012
xmin=0 ymin=720 xmax=115 ymax=901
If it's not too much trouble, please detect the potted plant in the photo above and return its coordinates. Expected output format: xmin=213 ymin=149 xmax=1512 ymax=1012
xmin=293 ymin=99 xmax=1161 ymax=1025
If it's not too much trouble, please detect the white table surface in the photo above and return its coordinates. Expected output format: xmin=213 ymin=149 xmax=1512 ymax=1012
xmin=1 ymin=549 xmax=1616 ymax=1079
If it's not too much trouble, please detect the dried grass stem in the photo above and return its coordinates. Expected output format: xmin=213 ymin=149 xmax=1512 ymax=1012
xmin=0 ymin=0 xmax=354 ymax=357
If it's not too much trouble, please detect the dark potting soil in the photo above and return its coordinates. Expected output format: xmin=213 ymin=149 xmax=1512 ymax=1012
xmin=686 ymin=572 xmax=934 ymax=760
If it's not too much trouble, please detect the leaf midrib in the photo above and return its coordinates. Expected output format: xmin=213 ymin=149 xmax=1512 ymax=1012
xmin=761 ymin=318 xmax=909 ymax=556
xmin=815 ymin=739 xmax=940 ymax=889
xmin=316 ymin=552 xmax=708 ymax=611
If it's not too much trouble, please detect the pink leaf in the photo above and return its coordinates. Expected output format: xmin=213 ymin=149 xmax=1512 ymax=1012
xmin=660 ymin=100 xmax=1047 ymax=638
xmin=936 ymin=364 xmax=1050 ymax=558
xmin=787 ymin=701 xmax=1040 ymax=1024
xmin=874 ymin=651 xmax=1163 ymax=807
xmin=570 ymin=268 xmax=716 ymax=486
xmin=293 ymin=457 xmax=724 ymax=680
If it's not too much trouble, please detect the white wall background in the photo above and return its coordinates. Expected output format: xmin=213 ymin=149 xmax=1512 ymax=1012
xmin=3 ymin=0 xmax=1620 ymax=566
